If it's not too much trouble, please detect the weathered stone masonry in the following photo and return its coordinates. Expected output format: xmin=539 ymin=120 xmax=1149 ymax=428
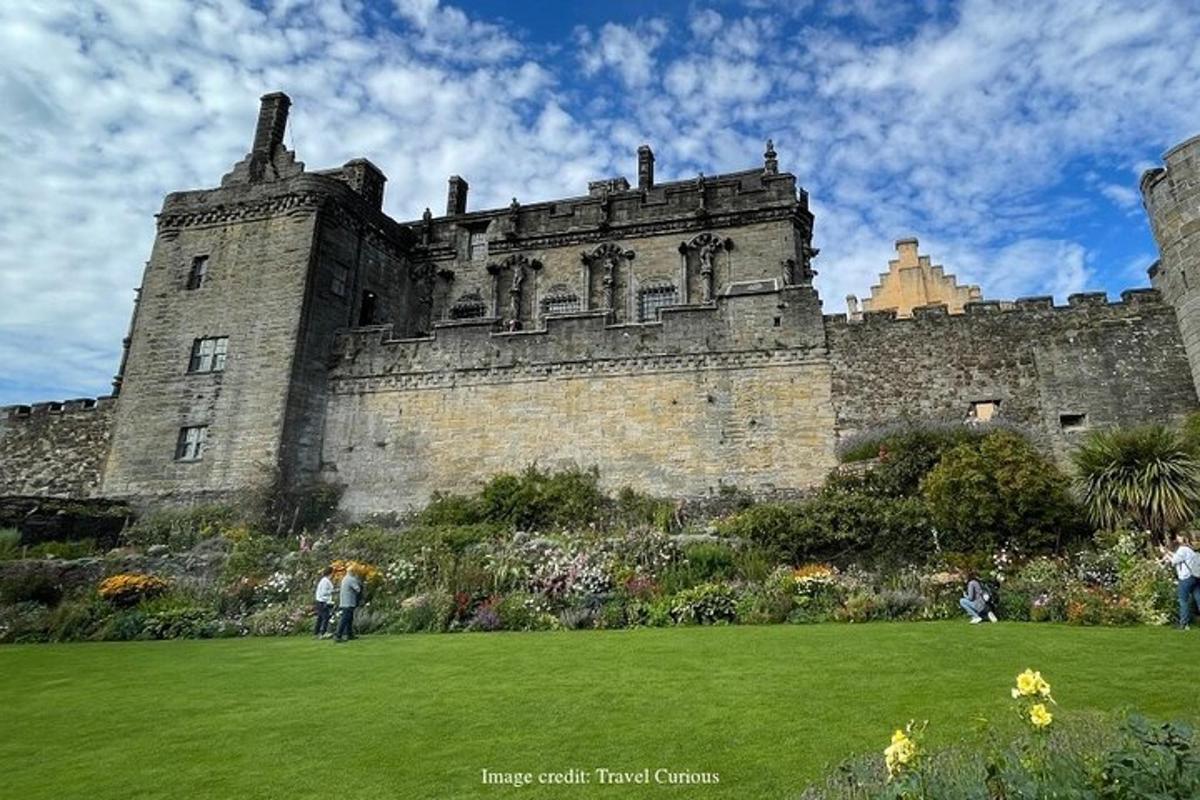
xmin=2 ymin=92 xmax=1199 ymax=514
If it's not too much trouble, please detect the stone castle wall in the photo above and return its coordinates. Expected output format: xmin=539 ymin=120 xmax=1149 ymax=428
xmin=826 ymin=291 xmax=1198 ymax=460
xmin=0 ymin=399 xmax=115 ymax=497
xmin=321 ymin=286 xmax=836 ymax=513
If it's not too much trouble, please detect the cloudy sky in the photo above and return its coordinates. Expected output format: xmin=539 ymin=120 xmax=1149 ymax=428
xmin=2 ymin=0 xmax=1199 ymax=405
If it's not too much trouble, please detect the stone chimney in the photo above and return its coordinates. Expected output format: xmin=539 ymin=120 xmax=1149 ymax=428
xmin=446 ymin=175 xmax=469 ymax=216
xmin=252 ymin=92 xmax=291 ymax=158
xmin=637 ymin=145 xmax=655 ymax=190
xmin=221 ymin=91 xmax=304 ymax=186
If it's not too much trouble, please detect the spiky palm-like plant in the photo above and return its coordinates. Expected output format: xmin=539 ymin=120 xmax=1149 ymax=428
xmin=1072 ymin=425 xmax=1200 ymax=540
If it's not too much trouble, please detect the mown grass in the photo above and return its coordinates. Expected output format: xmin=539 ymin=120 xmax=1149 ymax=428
xmin=3 ymin=622 xmax=1196 ymax=800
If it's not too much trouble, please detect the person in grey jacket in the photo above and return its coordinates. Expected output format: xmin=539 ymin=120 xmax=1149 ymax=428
xmin=334 ymin=568 xmax=363 ymax=643
xmin=960 ymin=574 xmax=998 ymax=624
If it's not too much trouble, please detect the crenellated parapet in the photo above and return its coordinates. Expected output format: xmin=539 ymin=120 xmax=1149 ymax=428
xmin=409 ymin=167 xmax=810 ymax=262
xmin=826 ymin=289 xmax=1166 ymax=328
xmin=330 ymin=283 xmax=825 ymax=386
xmin=3 ymin=396 xmax=116 ymax=420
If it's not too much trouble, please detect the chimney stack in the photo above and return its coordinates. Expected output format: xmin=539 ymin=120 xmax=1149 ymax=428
xmin=252 ymin=92 xmax=291 ymax=157
xmin=446 ymin=175 xmax=469 ymax=216
xmin=637 ymin=145 xmax=655 ymax=190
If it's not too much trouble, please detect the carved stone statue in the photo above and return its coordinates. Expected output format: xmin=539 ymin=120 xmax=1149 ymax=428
xmin=602 ymin=256 xmax=617 ymax=310
xmin=509 ymin=265 xmax=525 ymax=324
xmin=698 ymin=240 xmax=719 ymax=302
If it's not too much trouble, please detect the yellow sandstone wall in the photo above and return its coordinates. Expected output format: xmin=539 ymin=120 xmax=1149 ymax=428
xmin=861 ymin=238 xmax=981 ymax=317
xmin=323 ymin=355 xmax=838 ymax=515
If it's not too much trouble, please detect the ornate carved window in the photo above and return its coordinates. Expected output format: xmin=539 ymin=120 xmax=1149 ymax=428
xmin=638 ymin=283 xmax=678 ymax=322
xmin=541 ymin=285 xmax=581 ymax=316
xmin=449 ymin=291 xmax=487 ymax=320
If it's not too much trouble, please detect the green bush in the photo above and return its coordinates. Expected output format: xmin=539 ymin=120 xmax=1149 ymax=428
xmin=836 ymin=420 xmax=1007 ymax=496
xmin=97 ymin=608 xmax=147 ymax=641
xmin=720 ymin=493 xmax=932 ymax=566
xmin=0 ymin=528 xmax=20 ymax=560
xmin=394 ymin=591 xmax=455 ymax=633
xmin=922 ymin=430 xmax=1086 ymax=554
xmin=418 ymin=466 xmax=609 ymax=532
xmin=1073 ymin=424 xmax=1200 ymax=539
xmin=223 ymin=534 xmax=287 ymax=581
xmin=0 ymin=564 xmax=64 ymax=606
xmin=124 ymin=505 xmax=239 ymax=550
xmin=0 ymin=602 xmax=52 ymax=643
xmin=26 ymin=539 xmax=98 ymax=559
xmin=670 ymin=582 xmax=737 ymax=624
xmin=47 ymin=596 xmax=111 ymax=641
xmin=611 ymin=487 xmax=675 ymax=531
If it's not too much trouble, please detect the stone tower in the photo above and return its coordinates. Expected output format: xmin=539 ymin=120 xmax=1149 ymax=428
xmin=100 ymin=93 xmax=416 ymax=503
xmin=1143 ymin=133 xmax=1200 ymax=397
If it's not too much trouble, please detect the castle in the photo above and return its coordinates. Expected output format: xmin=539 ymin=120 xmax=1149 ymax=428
xmin=2 ymin=92 xmax=1199 ymax=516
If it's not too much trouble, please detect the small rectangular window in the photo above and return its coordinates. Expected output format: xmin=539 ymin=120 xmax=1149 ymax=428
xmin=188 ymin=337 xmax=228 ymax=373
xmin=331 ymin=263 xmax=350 ymax=297
xmin=638 ymin=285 xmax=678 ymax=321
xmin=1059 ymin=412 xmax=1088 ymax=431
xmin=186 ymin=256 xmax=209 ymax=290
xmin=174 ymin=425 xmax=208 ymax=461
xmin=469 ymin=232 xmax=488 ymax=262
xmin=968 ymin=400 xmax=999 ymax=422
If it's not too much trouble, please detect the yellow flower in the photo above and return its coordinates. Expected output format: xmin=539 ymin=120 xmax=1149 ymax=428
xmin=1034 ymin=674 xmax=1051 ymax=697
xmin=1016 ymin=669 xmax=1039 ymax=696
xmin=1029 ymin=703 xmax=1053 ymax=728
xmin=883 ymin=729 xmax=918 ymax=779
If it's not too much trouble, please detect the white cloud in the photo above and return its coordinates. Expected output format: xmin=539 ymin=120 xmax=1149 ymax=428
xmin=575 ymin=18 xmax=669 ymax=90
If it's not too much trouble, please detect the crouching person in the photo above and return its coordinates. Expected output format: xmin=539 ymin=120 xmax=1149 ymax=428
xmin=960 ymin=573 xmax=998 ymax=624
xmin=334 ymin=567 xmax=363 ymax=643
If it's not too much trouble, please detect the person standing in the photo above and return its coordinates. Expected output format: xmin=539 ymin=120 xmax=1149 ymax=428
xmin=1162 ymin=533 xmax=1200 ymax=630
xmin=334 ymin=567 xmax=363 ymax=643
xmin=313 ymin=566 xmax=335 ymax=639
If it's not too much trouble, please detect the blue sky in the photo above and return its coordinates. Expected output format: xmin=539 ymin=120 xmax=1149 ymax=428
xmin=2 ymin=0 xmax=1199 ymax=405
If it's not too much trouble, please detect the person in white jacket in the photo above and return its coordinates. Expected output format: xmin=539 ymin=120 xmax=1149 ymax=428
xmin=313 ymin=567 xmax=335 ymax=638
xmin=1162 ymin=533 xmax=1200 ymax=630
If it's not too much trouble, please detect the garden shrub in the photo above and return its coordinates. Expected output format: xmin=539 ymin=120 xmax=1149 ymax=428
xmin=141 ymin=605 xmax=218 ymax=639
xmin=25 ymin=539 xmax=98 ymax=559
xmin=97 ymin=608 xmax=147 ymax=641
xmin=1073 ymin=424 xmax=1200 ymax=539
xmin=720 ymin=492 xmax=932 ymax=566
xmin=611 ymin=487 xmax=674 ymax=531
xmin=495 ymin=593 xmax=547 ymax=631
xmin=736 ymin=581 xmax=794 ymax=625
xmin=223 ymin=534 xmax=287 ymax=582
xmin=395 ymin=591 xmax=454 ymax=633
xmin=0 ymin=602 xmax=52 ymax=643
xmin=123 ymin=505 xmax=238 ymax=550
xmin=922 ymin=430 xmax=1086 ymax=555
xmin=670 ymin=582 xmax=737 ymax=624
xmin=0 ymin=563 xmax=64 ymax=606
xmin=0 ymin=528 xmax=21 ymax=559
xmin=418 ymin=466 xmax=611 ymax=532
xmin=244 ymin=605 xmax=309 ymax=636
xmin=98 ymin=573 xmax=168 ymax=607
xmin=47 ymin=596 xmax=111 ymax=641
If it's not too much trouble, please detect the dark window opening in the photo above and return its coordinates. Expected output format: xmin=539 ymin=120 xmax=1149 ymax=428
xmin=331 ymin=263 xmax=350 ymax=297
xmin=773 ymin=316 xmax=782 ymax=327
xmin=186 ymin=255 xmax=209 ymax=290
xmin=175 ymin=425 xmax=208 ymax=461
xmin=1059 ymin=412 xmax=1088 ymax=431
xmin=358 ymin=290 xmax=378 ymax=326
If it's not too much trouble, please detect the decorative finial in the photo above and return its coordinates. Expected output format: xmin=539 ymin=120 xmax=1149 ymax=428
xmin=764 ymin=139 xmax=778 ymax=175
xmin=422 ymin=207 xmax=432 ymax=222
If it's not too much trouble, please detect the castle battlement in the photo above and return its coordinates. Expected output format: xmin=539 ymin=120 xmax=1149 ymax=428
xmin=331 ymin=284 xmax=825 ymax=381
xmin=826 ymin=289 xmax=1166 ymax=328
xmin=3 ymin=397 xmax=116 ymax=421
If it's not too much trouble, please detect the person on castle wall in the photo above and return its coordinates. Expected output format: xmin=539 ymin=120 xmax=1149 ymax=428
xmin=1161 ymin=533 xmax=1200 ymax=630
xmin=959 ymin=573 xmax=998 ymax=624
xmin=313 ymin=566 xmax=334 ymax=639
xmin=334 ymin=567 xmax=363 ymax=643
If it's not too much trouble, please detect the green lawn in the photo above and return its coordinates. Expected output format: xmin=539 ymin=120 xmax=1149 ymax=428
xmin=3 ymin=623 xmax=1195 ymax=800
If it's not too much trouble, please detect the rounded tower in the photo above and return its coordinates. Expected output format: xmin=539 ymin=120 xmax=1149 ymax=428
xmin=1142 ymin=133 xmax=1200 ymax=397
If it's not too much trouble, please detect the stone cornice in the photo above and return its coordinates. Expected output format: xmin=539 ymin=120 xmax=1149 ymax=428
xmin=410 ymin=203 xmax=807 ymax=262
xmin=330 ymin=347 xmax=827 ymax=393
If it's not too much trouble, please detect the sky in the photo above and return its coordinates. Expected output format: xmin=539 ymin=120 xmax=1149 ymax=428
xmin=2 ymin=0 xmax=1199 ymax=405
